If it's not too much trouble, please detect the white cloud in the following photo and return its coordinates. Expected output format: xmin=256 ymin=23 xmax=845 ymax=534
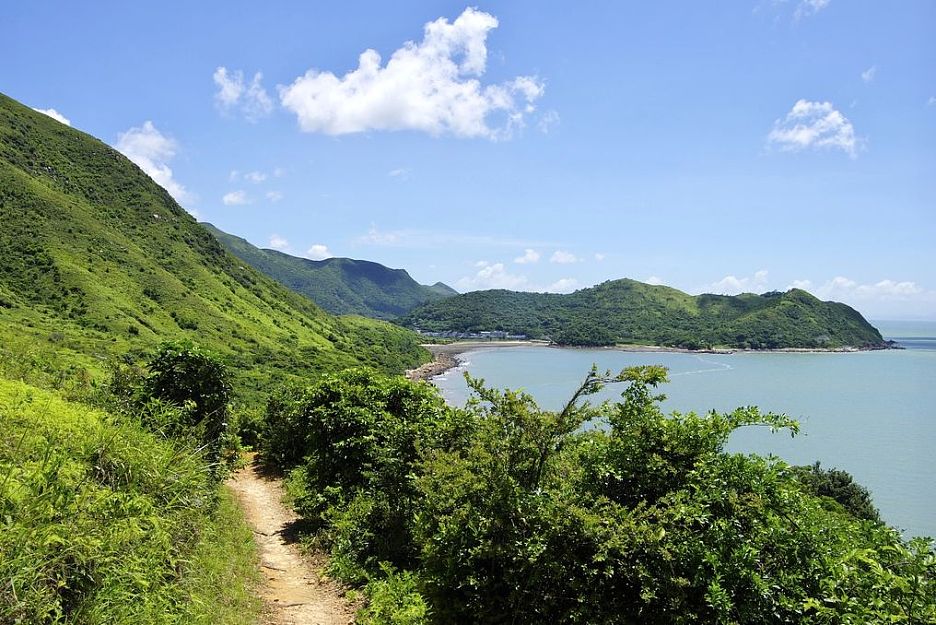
xmin=115 ymin=121 xmax=193 ymax=205
xmin=229 ymin=170 xmax=240 ymax=182
xmin=269 ymin=234 xmax=290 ymax=251
xmin=306 ymin=244 xmax=333 ymax=260
xmin=707 ymin=269 xmax=769 ymax=295
xmin=354 ymin=226 xmax=547 ymax=250
xmin=456 ymin=261 xmax=530 ymax=291
xmin=388 ymin=167 xmax=410 ymax=179
xmin=546 ymin=278 xmax=578 ymax=293
xmin=787 ymin=279 xmax=813 ymax=290
xmin=279 ymin=8 xmax=544 ymax=139
xmin=645 ymin=276 xmax=664 ymax=286
xmin=213 ymin=67 xmax=273 ymax=122
xmin=514 ymin=248 xmax=540 ymax=264
xmin=861 ymin=65 xmax=877 ymax=84
xmin=814 ymin=276 xmax=923 ymax=300
xmin=265 ymin=190 xmax=284 ymax=202
xmin=794 ymin=0 xmax=830 ymax=20
xmin=767 ymin=99 xmax=859 ymax=157
xmin=928 ymin=96 xmax=936 ymax=107
xmin=244 ymin=170 xmax=268 ymax=183
xmin=594 ymin=253 xmax=606 ymax=262
xmin=33 ymin=107 xmax=71 ymax=126
xmin=537 ymin=109 xmax=560 ymax=134
xmin=222 ymin=190 xmax=249 ymax=206
xmin=550 ymin=250 xmax=579 ymax=264
xmin=358 ymin=225 xmax=402 ymax=245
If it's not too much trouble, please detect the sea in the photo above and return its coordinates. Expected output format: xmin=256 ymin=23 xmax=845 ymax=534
xmin=432 ymin=320 xmax=936 ymax=538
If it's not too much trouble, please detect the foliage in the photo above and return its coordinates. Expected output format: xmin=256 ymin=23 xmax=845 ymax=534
xmin=205 ymin=222 xmax=456 ymax=320
xmin=357 ymin=565 xmax=431 ymax=625
xmin=272 ymin=366 xmax=935 ymax=624
xmin=0 ymin=378 xmax=260 ymax=624
xmin=791 ymin=461 xmax=882 ymax=523
xmin=399 ymin=278 xmax=886 ymax=349
xmin=0 ymin=92 xmax=428 ymax=411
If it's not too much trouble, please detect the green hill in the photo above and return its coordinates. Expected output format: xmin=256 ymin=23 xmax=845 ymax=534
xmin=0 ymin=92 xmax=427 ymax=403
xmin=399 ymin=278 xmax=886 ymax=349
xmin=203 ymin=223 xmax=457 ymax=319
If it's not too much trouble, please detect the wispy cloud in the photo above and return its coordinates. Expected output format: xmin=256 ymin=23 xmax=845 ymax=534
xmin=115 ymin=121 xmax=193 ymax=206
xmin=33 ymin=107 xmax=71 ymax=126
xmin=388 ymin=168 xmax=410 ymax=180
xmin=222 ymin=190 xmax=250 ymax=206
xmin=265 ymin=190 xmax=284 ymax=203
xmin=705 ymin=270 xmax=769 ymax=295
xmin=306 ymin=244 xmax=333 ymax=260
xmin=279 ymin=8 xmax=544 ymax=139
xmin=213 ymin=67 xmax=273 ymax=122
xmin=794 ymin=0 xmax=830 ymax=20
xmin=550 ymin=250 xmax=579 ymax=264
xmin=767 ymin=99 xmax=859 ymax=157
xmin=269 ymin=234 xmax=290 ymax=251
xmin=861 ymin=65 xmax=877 ymax=84
xmin=355 ymin=226 xmax=551 ymax=250
xmin=514 ymin=249 xmax=541 ymax=264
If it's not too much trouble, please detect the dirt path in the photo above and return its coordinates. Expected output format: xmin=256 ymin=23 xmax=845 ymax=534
xmin=227 ymin=455 xmax=356 ymax=625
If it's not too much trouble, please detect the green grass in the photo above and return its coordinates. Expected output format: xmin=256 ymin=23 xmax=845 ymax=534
xmin=0 ymin=378 xmax=260 ymax=624
xmin=0 ymin=92 xmax=429 ymax=410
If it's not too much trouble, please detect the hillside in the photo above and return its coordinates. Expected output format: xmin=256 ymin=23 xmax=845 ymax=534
xmin=204 ymin=222 xmax=457 ymax=319
xmin=0 ymin=92 xmax=427 ymax=403
xmin=399 ymin=278 xmax=886 ymax=349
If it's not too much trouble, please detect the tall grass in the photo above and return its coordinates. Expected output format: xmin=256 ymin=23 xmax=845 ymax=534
xmin=0 ymin=378 xmax=260 ymax=624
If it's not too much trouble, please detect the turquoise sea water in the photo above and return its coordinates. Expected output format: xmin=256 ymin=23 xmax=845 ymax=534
xmin=433 ymin=321 xmax=936 ymax=538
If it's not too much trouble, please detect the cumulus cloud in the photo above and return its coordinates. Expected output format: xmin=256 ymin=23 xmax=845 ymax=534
xmin=305 ymin=244 xmax=333 ymax=260
xmin=278 ymin=8 xmax=544 ymax=139
xmin=546 ymin=278 xmax=578 ymax=293
xmin=787 ymin=279 xmax=813 ymax=290
xmin=33 ymin=107 xmax=71 ymax=126
xmin=594 ymin=253 xmax=606 ymax=262
xmin=222 ymin=190 xmax=249 ymax=205
xmin=861 ymin=65 xmax=877 ymax=84
xmin=514 ymin=248 xmax=540 ymax=264
xmin=767 ymin=99 xmax=859 ymax=157
xmin=707 ymin=270 xmax=770 ymax=295
xmin=265 ymin=190 xmax=284 ymax=202
xmin=213 ymin=67 xmax=273 ymax=121
xmin=115 ymin=121 xmax=193 ymax=205
xmin=456 ymin=261 xmax=530 ymax=291
xmin=645 ymin=276 xmax=664 ymax=286
xmin=550 ymin=250 xmax=579 ymax=264
xmin=269 ymin=234 xmax=290 ymax=251
xmin=244 ymin=170 xmax=268 ymax=183
xmin=786 ymin=275 xmax=936 ymax=317
xmin=794 ymin=0 xmax=830 ymax=20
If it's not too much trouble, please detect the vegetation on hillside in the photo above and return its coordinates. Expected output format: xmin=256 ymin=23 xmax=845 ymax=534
xmin=0 ymin=374 xmax=260 ymax=624
xmin=264 ymin=367 xmax=934 ymax=624
xmin=204 ymin=223 xmax=457 ymax=320
xmin=0 ymin=92 xmax=428 ymax=411
xmin=400 ymin=279 xmax=886 ymax=349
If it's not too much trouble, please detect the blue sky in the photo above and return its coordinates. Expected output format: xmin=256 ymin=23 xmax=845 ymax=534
xmin=4 ymin=1 xmax=935 ymax=318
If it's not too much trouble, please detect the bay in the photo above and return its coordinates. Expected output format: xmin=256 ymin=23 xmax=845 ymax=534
xmin=432 ymin=320 xmax=936 ymax=538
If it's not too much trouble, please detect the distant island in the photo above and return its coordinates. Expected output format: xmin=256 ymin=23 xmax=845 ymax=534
xmin=399 ymin=279 xmax=889 ymax=350
xmin=204 ymin=223 xmax=458 ymax=320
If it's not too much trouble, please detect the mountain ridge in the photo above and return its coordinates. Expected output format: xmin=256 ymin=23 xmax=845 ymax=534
xmin=203 ymin=222 xmax=457 ymax=319
xmin=399 ymin=277 xmax=886 ymax=349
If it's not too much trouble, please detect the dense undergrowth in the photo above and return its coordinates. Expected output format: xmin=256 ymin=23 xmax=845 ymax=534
xmin=265 ymin=367 xmax=935 ymax=624
xmin=0 ymin=377 xmax=260 ymax=623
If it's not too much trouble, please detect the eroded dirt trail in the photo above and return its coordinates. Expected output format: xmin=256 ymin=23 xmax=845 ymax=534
xmin=227 ymin=455 xmax=356 ymax=625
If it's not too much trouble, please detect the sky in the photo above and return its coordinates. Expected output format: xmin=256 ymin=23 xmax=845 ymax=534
xmin=4 ymin=1 xmax=935 ymax=319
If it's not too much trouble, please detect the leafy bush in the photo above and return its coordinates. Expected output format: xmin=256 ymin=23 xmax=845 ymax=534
xmin=791 ymin=461 xmax=882 ymax=522
xmin=268 ymin=366 xmax=935 ymax=624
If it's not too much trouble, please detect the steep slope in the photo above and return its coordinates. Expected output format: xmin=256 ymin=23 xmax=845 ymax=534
xmin=0 ymin=93 xmax=427 ymax=403
xmin=203 ymin=223 xmax=457 ymax=319
xmin=399 ymin=278 xmax=886 ymax=349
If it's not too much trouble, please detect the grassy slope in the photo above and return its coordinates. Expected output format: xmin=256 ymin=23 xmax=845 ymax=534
xmin=0 ymin=93 xmax=428 ymax=405
xmin=400 ymin=278 xmax=885 ymax=349
xmin=0 ymin=378 xmax=260 ymax=623
xmin=203 ymin=222 xmax=456 ymax=320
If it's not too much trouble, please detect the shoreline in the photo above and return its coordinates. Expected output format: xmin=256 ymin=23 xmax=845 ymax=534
xmin=405 ymin=340 xmax=898 ymax=382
